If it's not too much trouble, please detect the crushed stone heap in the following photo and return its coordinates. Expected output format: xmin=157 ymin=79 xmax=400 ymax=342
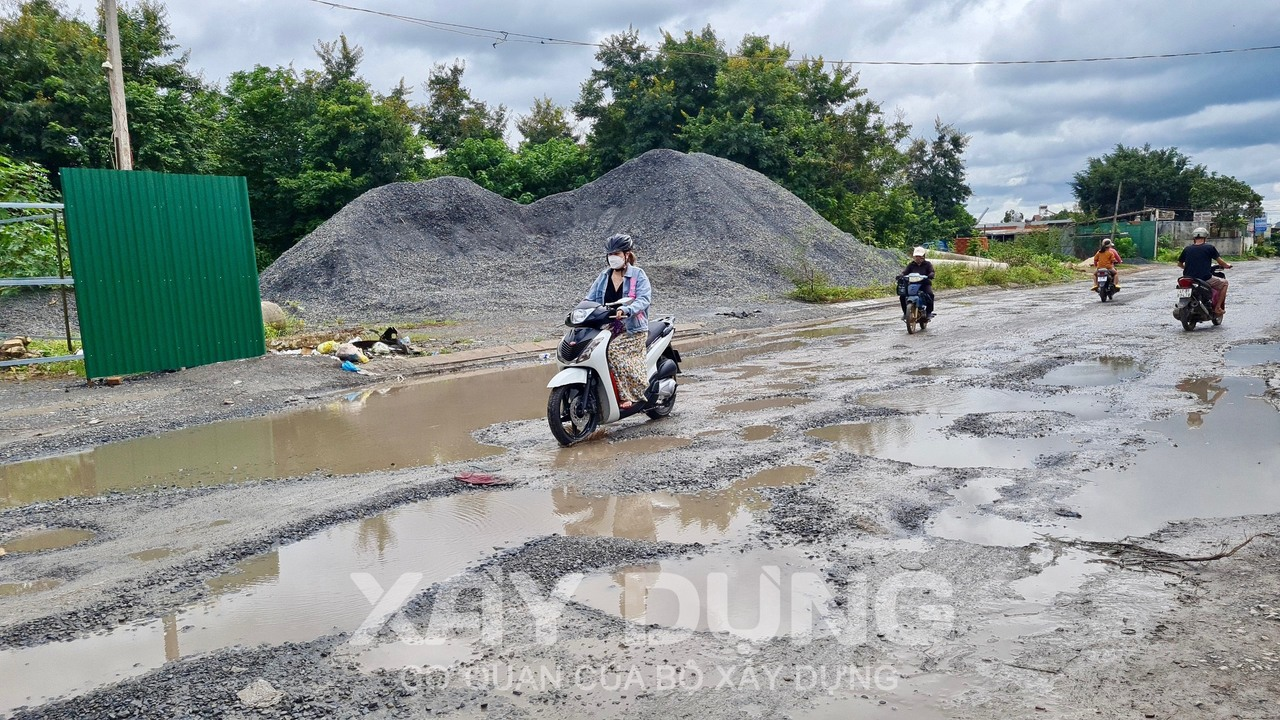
xmin=259 ymin=149 xmax=900 ymax=322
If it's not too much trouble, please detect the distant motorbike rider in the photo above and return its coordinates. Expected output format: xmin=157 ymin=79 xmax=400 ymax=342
xmin=1090 ymin=238 xmax=1123 ymax=291
xmin=898 ymin=246 xmax=936 ymax=320
xmin=1177 ymin=227 xmax=1232 ymax=318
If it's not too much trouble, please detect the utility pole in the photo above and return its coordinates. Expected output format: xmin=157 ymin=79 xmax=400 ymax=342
xmin=1108 ymin=181 xmax=1123 ymax=242
xmin=102 ymin=0 xmax=133 ymax=170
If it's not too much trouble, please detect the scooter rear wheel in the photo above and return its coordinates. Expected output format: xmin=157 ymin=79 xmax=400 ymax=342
xmin=646 ymin=384 xmax=677 ymax=419
xmin=548 ymin=384 xmax=599 ymax=446
xmin=1181 ymin=319 xmax=1197 ymax=332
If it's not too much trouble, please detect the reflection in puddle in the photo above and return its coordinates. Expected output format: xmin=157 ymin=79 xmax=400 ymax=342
xmin=0 ymin=470 xmax=813 ymax=710
xmin=1178 ymin=375 xmax=1227 ymax=428
xmin=1034 ymin=357 xmax=1140 ymax=387
xmin=716 ymin=397 xmax=812 ymax=413
xmin=792 ymin=326 xmax=861 ymax=339
xmin=1226 ymin=342 xmax=1280 ymax=366
xmin=2 ymin=528 xmax=96 ymax=554
xmin=550 ymin=436 xmax=693 ymax=468
xmin=571 ymin=547 xmax=830 ymax=640
xmin=685 ymin=341 xmax=804 ymax=371
xmin=808 ymin=417 xmax=1078 ymax=470
xmin=742 ymin=425 xmax=777 ymax=441
xmin=1068 ymin=376 xmax=1280 ymax=539
xmin=0 ymin=365 xmax=555 ymax=508
xmin=0 ymin=579 xmax=63 ymax=597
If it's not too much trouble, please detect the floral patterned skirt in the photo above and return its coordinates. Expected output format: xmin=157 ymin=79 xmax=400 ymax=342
xmin=608 ymin=331 xmax=649 ymax=405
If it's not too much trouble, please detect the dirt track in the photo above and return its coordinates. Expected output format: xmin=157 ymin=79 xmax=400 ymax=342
xmin=2 ymin=263 xmax=1280 ymax=719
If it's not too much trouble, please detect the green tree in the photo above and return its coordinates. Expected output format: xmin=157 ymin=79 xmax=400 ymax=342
xmin=906 ymin=118 xmax=974 ymax=237
xmin=217 ymin=37 xmax=426 ymax=256
xmin=0 ymin=0 xmax=219 ymax=179
xmin=515 ymin=96 xmax=577 ymax=145
xmin=0 ymin=152 xmax=64 ymax=282
xmin=1071 ymin=144 xmax=1206 ymax=216
xmin=1189 ymin=173 xmax=1264 ymax=236
xmin=419 ymin=60 xmax=507 ymax=151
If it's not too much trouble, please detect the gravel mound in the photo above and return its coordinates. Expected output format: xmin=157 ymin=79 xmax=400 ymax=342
xmin=260 ymin=150 xmax=900 ymax=323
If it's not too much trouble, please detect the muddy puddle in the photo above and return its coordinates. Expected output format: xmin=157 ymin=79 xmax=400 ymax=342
xmin=0 ymin=579 xmax=64 ymax=597
xmin=1 ymin=528 xmax=96 ymax=554
xmin=742 ymin=425 xmax=778 ymax=441
xmin=1034 ymin=356 xmax=1141 ymax=387
xmin=1225 ymin=341 xmax=1280 ymax=366
xmin=0 ymin=468 xmax=814 ymax=710
xmin=684 ymin=341 xmax=805 ymax=370
xmin=0 ymin=365 xmax=556 ymax=508
xmin=790 ymin=326 xmax=862 ymax=340
xmin=550 ymin=436 xmax=693 ymax=468
xmin=807 ymin=386 xmax=1106 ymax=469
xmin=906 ymin=366 xmax=986 ymax=377
xmin=716 ymin=397 xmax=812 ymax=413
xmin=712 ymin=364 xmax=768 ymax=380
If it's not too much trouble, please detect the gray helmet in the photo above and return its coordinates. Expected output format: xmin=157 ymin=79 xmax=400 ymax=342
xmin=604 ymin=233 xmax=634 ymax=253
xmin=1193 ymin=227 xmax=1209 ymax=239
xmin=1101 ymin=238 xmax=1113 ymax=247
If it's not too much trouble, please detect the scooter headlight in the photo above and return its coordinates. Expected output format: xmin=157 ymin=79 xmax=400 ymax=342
xmin=569 ymin=307 xmax=594 ymax=325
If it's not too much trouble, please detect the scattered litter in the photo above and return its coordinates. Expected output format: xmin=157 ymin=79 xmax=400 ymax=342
xmin=1054 ymin=509 xmax=1083 ymax=519
xmin=317 ymin=340 xmax=338 ymax=355
xmin=336 ymin=343 xmax=369 ymax=363
xmin=104 ymin=377 xmax=122 ymax=387
xmin=237 ymin=679 xmax=283 ymax=708
xmin=0 ymin=548 xmax=6 ymax=558
xmin=86 ymin=418 xmax=101 ymax=426
xmin=341 ymin=361 xmax=377 ymax=376
xmin=1 ymin=336 xmax=33 ymax=359
xmin=455 ymin=471 xmax=510 ymax=486
xmin=716 ymin=309 xmax=764 ymax=319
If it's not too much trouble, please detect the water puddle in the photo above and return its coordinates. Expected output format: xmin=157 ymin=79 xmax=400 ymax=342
xmin=742 ymin=426 xmax=778 ymax=441
xmin=712 ymin=364 xmax=768 ymax=380
xmin=792 ymin=326 xmax=861 ymax=339
xmin=570 ymin=547 xmax=829 ymax=640
xmin=1065 ymin=376 xmax=1280 ymax=539
xmin=0 ymin=579 xmax=63 ymax=597
xmin=906 ymin=366 xmax=986 ymax=377
xmin=716 ymin=397 xmax=812 ymax=413
xmin=2 ymin=528 xmax=96 ymax=554
xmin=0 ymin=364 xmax=555 ymax=508
xmin=127 ymin=548 xmax=179 ymax=562
xmin=808 ymin=386 xmax=1108 ymax=469
xmin=1226 ymin=342 xmax=1280 ymax=366
xmin=550 ymin=436 xmax=693 ymax=468
xmin=0 ymin=469 xmax=814 ymax=711
xmin=1034 ymin=357 xmax=1140 ymax=387
xmin=685 ymin=341 xmax=804 ymax=370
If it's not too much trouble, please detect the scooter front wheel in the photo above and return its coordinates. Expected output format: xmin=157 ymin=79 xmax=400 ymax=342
xmin=548 ymin=384 xmax=599 ymax=446
xmin=906 ymin=304 xmax=921 ymax=334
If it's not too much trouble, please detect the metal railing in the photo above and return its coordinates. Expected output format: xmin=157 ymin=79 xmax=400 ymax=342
xmin=0 ymin=202 xmax=79 ymax=368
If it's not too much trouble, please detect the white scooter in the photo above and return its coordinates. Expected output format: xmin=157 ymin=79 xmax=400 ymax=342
xmin=546 ymin=297 xmax=680 ymax=446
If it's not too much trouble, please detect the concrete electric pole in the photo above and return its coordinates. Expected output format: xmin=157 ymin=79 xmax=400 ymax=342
xmin=102 ymin=0 xmax=133 ymax=170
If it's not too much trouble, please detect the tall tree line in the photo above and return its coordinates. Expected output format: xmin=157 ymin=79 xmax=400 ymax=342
xmin=0 ymin=1 xmax=975 ymax=266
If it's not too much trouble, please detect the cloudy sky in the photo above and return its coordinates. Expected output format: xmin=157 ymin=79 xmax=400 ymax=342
xmin=83 ymin=0 xmax=1280 ymax=221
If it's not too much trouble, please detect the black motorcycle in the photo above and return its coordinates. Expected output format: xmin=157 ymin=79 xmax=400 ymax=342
xmin=1094 ymin=268 xmax=1118 ymax=302
xmin=1172 ymin=266 xmax=1226 ymax=331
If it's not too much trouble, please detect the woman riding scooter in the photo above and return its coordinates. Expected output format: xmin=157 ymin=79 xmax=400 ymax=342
xmin=1090 ymin=238 xmax=1123 ymax=292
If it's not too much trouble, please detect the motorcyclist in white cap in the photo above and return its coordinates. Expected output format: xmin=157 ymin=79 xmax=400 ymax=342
xmin=899 ymin=246 xmax=936 ymax=320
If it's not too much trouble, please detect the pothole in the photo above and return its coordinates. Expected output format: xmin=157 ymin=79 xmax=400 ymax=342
xmin=2 ymin=528 xmax=96 ymax=554
xmin=0 ymin=469 xmax=814 ymax=710
xmin=742 ymin=425 xmax=778 ymax=441
xmin=716 ymin=397 xmax=812 ymax=413
xmin=1226 ymin=342 xmax=1280 ymax=366
xmin=0 ymin=579 xmax=64 ymax=597
xmin=1033 ymin=357 xmax=1141 ymax=387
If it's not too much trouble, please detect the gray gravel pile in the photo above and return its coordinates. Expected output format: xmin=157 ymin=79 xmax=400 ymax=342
xmin=260 ymin=149 xmax=900 ymax=323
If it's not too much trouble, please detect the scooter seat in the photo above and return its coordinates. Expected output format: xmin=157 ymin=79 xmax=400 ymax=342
xmin=646 ymin=320 xmax=672 ymax=347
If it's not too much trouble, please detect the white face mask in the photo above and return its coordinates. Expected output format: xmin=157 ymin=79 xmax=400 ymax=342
xmin=607 ymin=255 xmax=625 ymax=270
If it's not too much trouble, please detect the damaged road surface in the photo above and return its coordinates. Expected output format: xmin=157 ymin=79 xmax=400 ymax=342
xmin=2 ymin=263 xmax=1280 ymax=719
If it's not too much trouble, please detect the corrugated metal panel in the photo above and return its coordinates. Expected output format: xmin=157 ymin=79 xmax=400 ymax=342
xmin=60 ymin=168 xmax=264 ymax=378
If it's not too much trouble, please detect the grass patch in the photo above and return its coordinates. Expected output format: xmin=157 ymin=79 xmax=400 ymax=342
xmin=788 ymin=282 xmax=895 ymax=303
xmin=2 ymin=338 xmax=84 ymax=379
xmin=788 ymin=256 xmax=1077 ymax=305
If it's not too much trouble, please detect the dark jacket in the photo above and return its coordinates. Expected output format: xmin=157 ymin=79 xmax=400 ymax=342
xmin=902 ymin=259 xmax=936 ymax=284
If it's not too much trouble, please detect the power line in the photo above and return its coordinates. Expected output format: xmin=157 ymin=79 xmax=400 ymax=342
xmin=305 ymin=0 xmax=1280 ymax=66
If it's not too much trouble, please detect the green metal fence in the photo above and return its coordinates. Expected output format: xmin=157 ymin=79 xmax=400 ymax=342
xmin=1073 ymin=221 xmax=1157 ymax=260
xmin=60 ymin=168 xmax=264 ymax=379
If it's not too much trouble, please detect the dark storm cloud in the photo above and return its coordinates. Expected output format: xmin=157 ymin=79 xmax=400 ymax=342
xmin=123 ymin=0 xmax=1280 ymax=216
